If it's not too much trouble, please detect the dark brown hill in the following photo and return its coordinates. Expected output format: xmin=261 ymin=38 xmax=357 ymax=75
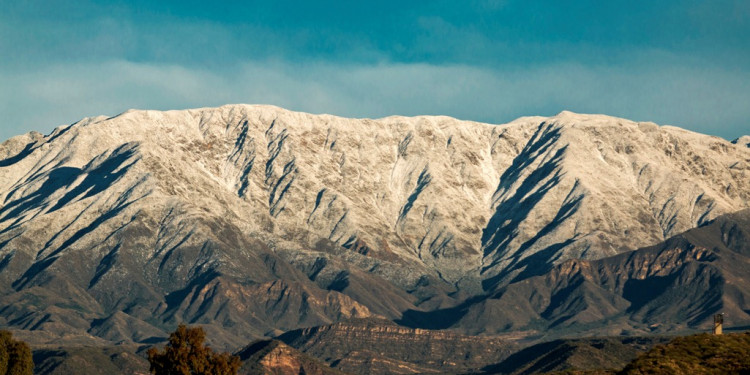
xmin=31 ymin=345 xmax=148 ymax=375
xmin=620 ymin=332 xmax=750 ymax=374
xmin=483 ymin=336 xmax=671 ymax=375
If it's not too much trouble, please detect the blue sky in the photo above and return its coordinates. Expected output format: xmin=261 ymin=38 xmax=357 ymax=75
xmin=1 ymin=0 xmax=748 ymax=141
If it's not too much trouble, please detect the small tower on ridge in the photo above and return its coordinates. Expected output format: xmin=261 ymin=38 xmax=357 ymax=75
xmin=713 ymin=313 xmax=724 ymax=335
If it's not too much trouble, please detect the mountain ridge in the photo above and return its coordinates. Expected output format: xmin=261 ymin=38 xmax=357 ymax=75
xmin=0 ymin=104 xmax=748 ymax=349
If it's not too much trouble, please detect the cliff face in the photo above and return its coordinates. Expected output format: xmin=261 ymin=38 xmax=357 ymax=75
xmin=277 ymin=318 xmax=518 ymax=374
xmin=0 ymin=104 xmax=748 ymax=348
xmin=237 ymin=340 xmax=344 ymax=375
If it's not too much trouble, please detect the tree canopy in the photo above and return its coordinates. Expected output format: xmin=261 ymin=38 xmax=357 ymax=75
xmin=147 ymin=324 xmax=240 ymax=375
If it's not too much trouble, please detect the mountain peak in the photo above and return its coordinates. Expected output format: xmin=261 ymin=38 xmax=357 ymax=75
xmin=0 ymin=104 xmax=748 ymax=348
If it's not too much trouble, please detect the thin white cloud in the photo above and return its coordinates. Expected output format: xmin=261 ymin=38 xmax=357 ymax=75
xmin=1 ymin=59 xmax=749 ymax=142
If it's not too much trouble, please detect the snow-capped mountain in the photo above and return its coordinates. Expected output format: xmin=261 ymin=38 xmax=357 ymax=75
xmin=0 ymin=105 xmax=748 ymax=347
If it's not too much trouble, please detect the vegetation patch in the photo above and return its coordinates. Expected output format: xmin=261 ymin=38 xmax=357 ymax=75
xmin=620 ymin=332 xmax=750 ymax=374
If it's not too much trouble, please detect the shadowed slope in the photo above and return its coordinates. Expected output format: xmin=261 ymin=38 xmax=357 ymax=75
xmin=236 ymin=340 xmax=346 ymax=375
xmin=450 ymin=209 xmax=750 ymax=335
xmin=0 ymin=105 xmax=747 ymax=350
xmin=620 ymin=332 xmax=750 ymax=374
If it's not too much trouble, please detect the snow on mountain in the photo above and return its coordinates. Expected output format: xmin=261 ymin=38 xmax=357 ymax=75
xmin=0 ymin=105 xmax=748 ymax=346
xmin=733 ymin=135 xmax=750 ymax=148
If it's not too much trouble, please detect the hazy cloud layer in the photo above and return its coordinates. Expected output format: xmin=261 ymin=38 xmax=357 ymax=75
xmin=1 ymin=1 xmax=748 ymax=142
xmin=2 ymin=58 xmax=748 ymax=142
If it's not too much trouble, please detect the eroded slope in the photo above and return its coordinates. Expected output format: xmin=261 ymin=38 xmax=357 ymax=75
xmin=0 ymin=105 xmax=747 ymax=347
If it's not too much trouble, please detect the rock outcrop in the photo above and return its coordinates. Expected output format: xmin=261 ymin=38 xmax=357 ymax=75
xmin=277 ymin=318 xmax=517 ymax=374
xmin=237 ymin=340 xmax=344 ymax=375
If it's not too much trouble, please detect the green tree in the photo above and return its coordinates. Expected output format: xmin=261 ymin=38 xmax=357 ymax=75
xmin=0 ymin=330 xmax=33 ymax=375
xmin=147 ymin=324 xmax=240 ymax=375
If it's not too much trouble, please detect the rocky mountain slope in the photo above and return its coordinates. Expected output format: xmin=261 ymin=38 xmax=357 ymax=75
xmin=236 ymin=340 xmax=345 ymax=375
xmin=254 ymin=209 xmax=749 ymax=372
xmin=276 ymin=318 xmax=517 ymax=374
xmin=404 ymin=208 xmax=750 ymax=337
xmin=0 ymin=104 xmax=748 ymax=348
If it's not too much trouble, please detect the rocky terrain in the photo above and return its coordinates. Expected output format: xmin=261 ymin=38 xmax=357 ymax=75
xmin=620 ymin=332 xmax=750 ymax=374
xmin=31 ymin=345 xmax=148 ymax=375
xmin=236 ymin=339 xmax=344 ymax=375
xmin=277 ymin=318 xmax=517 ymax=374
xmin=483 ymin=336 xmax=671 ymax=375
xmin=0 ymin=105 xmax=748 ymax=372
xmin=411 ymin=208 xmax=750 ymax=337
xmin=24 ymin=334 xmax=669 ymax=375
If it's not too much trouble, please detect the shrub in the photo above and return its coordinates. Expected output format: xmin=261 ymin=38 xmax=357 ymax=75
xmin=0 ymin=330 xmax=33 ymax=375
